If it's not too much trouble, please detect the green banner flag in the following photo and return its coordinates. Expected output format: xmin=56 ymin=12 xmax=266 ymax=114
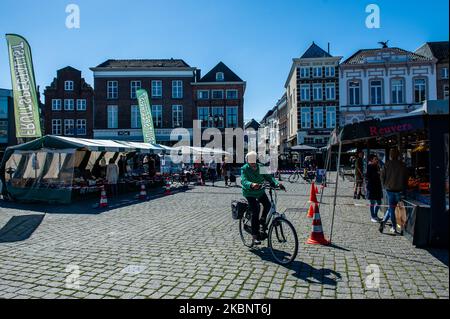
xmin=5 ymin=34 xmax=42 ymax=138
xmin=136 ymin=89 xmax=156 ymax=144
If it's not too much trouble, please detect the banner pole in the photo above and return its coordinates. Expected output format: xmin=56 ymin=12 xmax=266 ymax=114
xmin=329 ymin=138 xmax=342 ymax=244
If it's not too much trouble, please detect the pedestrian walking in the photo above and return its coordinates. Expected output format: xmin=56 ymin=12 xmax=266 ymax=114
xmin=354 ymin=150 xmax=365 ymax=199
xmin=366 ymin=154 xmax=383 ymax=223
xmin=208 ymin=158 xmax=217 ymax=186
xmin=379 ymin=148 xmax=409 ymax=234
xmin=222 ymin=159 xmax=230 ymax=187
xmin=106 ymin=158 xmax=119 ymax=198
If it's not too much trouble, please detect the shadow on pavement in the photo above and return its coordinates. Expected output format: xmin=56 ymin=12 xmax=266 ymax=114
xmin=250 ymin=248 xmax=342 ymax=286
xmin=0 ymin=186 xmax=192 ymax=215
xmin=0 ymin=214 xmax=45 ymax=243
xmin=425 ymin=248 xmax=449 ymax=267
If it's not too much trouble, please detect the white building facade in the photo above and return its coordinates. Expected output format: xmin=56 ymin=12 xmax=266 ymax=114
xmin=339 ymin=47 xmax=437 ymax=125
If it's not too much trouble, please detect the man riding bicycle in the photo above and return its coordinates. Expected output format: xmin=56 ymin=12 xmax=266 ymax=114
xmin=241 ymin=151 xmax=285 ymax=246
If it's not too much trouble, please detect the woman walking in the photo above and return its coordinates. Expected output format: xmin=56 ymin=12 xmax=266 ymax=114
xmin=365 ymin=154 xmax=383 ymax=223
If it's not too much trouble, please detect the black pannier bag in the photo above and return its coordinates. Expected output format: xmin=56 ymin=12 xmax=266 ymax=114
xmin=231 ymin=199 xmax=248 ymax=220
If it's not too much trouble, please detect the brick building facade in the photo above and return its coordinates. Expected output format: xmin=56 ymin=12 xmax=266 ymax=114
xmin=43 ymin=66 xmax=94 ymax=138
xmin=90 ymin=60 xmax=245 ymax=145
xmin=285 ymin=42 xmax=341 ymax=147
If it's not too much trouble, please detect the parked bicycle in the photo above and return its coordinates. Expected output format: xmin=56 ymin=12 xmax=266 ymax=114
xmin=288 ymin=168 xmax=315 ymax=184
xmin=234 ymin=182 xmax=299 ymax=265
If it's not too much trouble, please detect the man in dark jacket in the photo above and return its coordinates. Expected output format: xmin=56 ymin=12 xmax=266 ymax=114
xmin=379 ymin=148 xmax=409 ymax=234
xmin=366 ymin=154 xmax=383 ymax=223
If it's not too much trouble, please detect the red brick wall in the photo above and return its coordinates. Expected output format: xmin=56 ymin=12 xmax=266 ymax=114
xmin=93 ymin=76 xmax=195 ymax=129
xmin=44 ymin=68 xmax=94 ymax=138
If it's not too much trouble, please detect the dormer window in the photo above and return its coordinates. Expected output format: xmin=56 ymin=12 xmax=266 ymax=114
xmin=216 ymin=72 xmax=224 ymax=81
xmin=64 ymin=81 xmax=74 ymax=91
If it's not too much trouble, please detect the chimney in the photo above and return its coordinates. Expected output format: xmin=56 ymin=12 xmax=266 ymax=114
xmin=195 ymin=69 xmax=201 ymax=82
xmin=328 ymin=42 xmax=330 ymax=54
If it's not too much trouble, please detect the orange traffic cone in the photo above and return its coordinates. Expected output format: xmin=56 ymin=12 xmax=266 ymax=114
xmin=164 ymin=177 xmax=172 ymax=195
xmin=309 ymin=182 xmax=318 ymax=204
xmin=99 ymin=185 xmax=108 ymax=208
xmin=307 ymin=203 xmax=317 ymax=218
xmin=306 ymin=205 xmax=330 ymax=245
xmin=139 ymin=183 xmax=147 ymax=200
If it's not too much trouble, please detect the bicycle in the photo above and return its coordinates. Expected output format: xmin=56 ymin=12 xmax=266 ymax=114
xmin=288 ymin=168 xmax=315 ymax=184
xmin=238 ymin=182 xmax=299 ymax=265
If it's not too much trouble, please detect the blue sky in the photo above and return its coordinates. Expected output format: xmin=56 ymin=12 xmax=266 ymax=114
xmin=0 ymin=0 xmax=448 ymax=121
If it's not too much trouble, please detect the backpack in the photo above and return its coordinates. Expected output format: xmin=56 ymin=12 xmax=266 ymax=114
xmin=231 ymin=199 xmax=248 ymax=220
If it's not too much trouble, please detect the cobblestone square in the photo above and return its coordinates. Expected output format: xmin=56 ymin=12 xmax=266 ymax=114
xmin=0 ymin=176 xmax=448 ymax=299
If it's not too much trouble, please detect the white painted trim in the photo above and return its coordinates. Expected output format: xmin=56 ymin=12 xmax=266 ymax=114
xmin=191 ymin=81 xmax=245 ymax=86
xmin=93 ymin=70 xmax=195 ymax=78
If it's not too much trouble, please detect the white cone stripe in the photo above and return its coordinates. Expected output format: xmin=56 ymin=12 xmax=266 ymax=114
xmin=312 ymin=225 xmax=323 ymax=233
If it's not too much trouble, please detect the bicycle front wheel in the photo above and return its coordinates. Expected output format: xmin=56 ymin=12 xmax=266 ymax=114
xmin=239 ymin=212 xmax=254 ymax=248
xmin=268 ymin=218 xmax=298 ymax=265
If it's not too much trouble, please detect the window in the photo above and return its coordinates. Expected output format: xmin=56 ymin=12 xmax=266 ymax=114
xmin=325 ymin=66 xmax=335 ymax=77
xmin=226 ymin=89 xmax=238 ymax=99
xmin=107 ymin=81 xmax=118 ymax=99
xmin=172 ymin=105 xmax=183 ymax=127
xmin=52 ymin=119 xmax=62 ymax=135
xmin=301 ymin=107 xmax=311 ymax=129
xmin=152 ymin=105 xmax=162 ymax=128
xmin=52 ymin=99 xmax=62 ymax=111
xmin=211 ymin=107 xmax=224 ymax=128
xmin=107 ymin=105 xmax=118 ymax=129
xmin=326 ymin=106 xmax=336 ymax=128
xmin=64 ymin=119 xmax=75 ymax=135
xmin=172 ymin=80 xmax=183 ymax=98
xmin=325 ymin=83 xmax=336 ymax=100
xmin=313 ymin=83 xmax=323 ymax=101
xmin=300 ymin=84 xmax=310 ymax=101
xmin=131 ymin=105 xmax=141 ymax=129
xmin=64 ymin=81 xmax=74 ymax=91
xmin=197 ymin=90 xmax=209 ymax=100
xmin=304 ymin=137 xmax=315 ymax=145
xmin=391 ymin=79 xmax=404 ymax=104
xmin=198 ymin=107 xmax=210 ymax=128
xmin=226 ymin=107 xmax=238 ymax=127
xmin=216 ymin=72 xmax=224 ymax=81
xmin=212 ymin=90 xmax=224 ymax=99
xmin=76 ymin=99 xmax=86 ymax=111
xmin=300 ymin=67 xmax=310 ymax=78
xmin=313 ymin=67 xmax=322 ymax=78
xmin=130 ymin=81 xmax=141 ymax=99
xmin=152 ymin=80 xmax=162 ymax=98
xmin=414 ymin=78 xmax=427 ymax=103
xmin=64 ymin=99 xmax=74 ymax=111
xmin=76 ymin=119 xmax=86 ymax=135
xmin=313 ymin=107 xmax=324 ymax=128
xmin=370 ymin=80 xmax=383 ymax=105
xmin=441 ymin=68 xmax=449 ymax=79
xmin=349 ymin=81 xmax=361 ymax=105
xmin=444 ymin=85 xmax=449 ymax=100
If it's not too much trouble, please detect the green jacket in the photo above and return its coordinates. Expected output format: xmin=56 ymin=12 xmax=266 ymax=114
xmin=241 ymin=163 xmax=279 ymax=198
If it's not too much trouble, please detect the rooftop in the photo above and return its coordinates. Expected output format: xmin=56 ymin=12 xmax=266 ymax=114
xmin=92 ymin=59 xmax=192 ymax=69
xmin=342 ymin=47 xmax=432 ymax=65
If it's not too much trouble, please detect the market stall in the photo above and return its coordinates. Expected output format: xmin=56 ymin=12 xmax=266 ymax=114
xmin=327 ymin=100 xmax=449 ymax=248
xmin=0 ymin=135 xmax=171 ymax=204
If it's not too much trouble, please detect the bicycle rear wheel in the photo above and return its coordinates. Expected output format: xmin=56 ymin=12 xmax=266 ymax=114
xmin=268 ymin=218 xmax=298 ymax=265
xmin=239 ymin=211 xmax=254 ymax=248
